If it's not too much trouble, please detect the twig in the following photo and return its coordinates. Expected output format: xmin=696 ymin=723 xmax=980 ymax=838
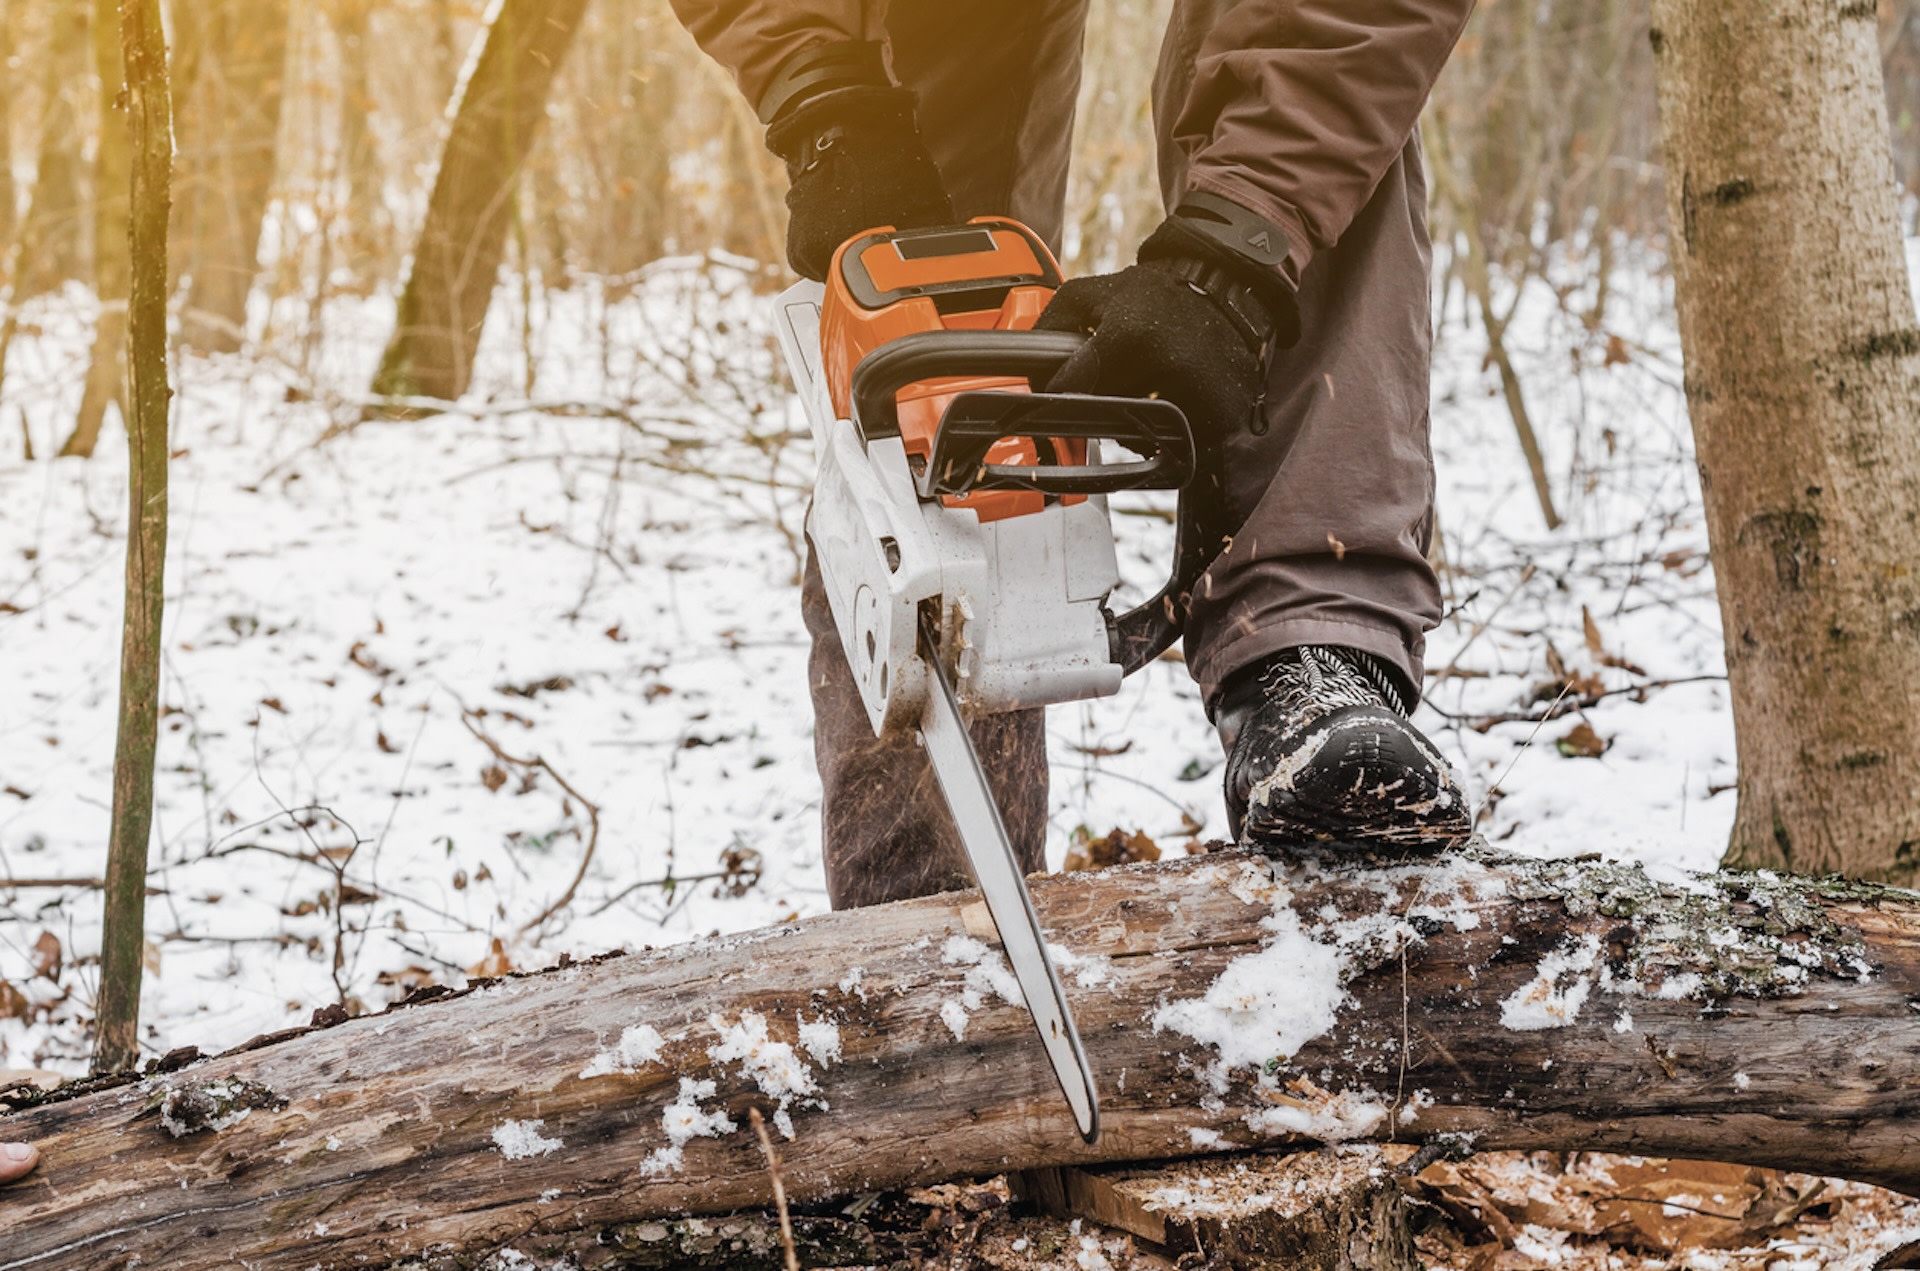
xmin=583 ymin=867 xmax=745 ymax=919
xmin=1429 ymin=674 xmax=1727 ymax=729
xmin=461 ymin=711 xmax=602 ymax=943
xmin=1431 ymin=563 xmax=1536 ymax=684
xmin=1476 ymin=678 xmax=1578 ymax=826
xmin=748 ymin=1108 xmax=801 ymax=1271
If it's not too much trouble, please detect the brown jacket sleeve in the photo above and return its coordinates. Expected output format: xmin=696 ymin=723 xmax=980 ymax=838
xmin=665 ymin=0 xmax=878 ymax=113
xmin=1172 ymin=0 xmax=1476 ymax=286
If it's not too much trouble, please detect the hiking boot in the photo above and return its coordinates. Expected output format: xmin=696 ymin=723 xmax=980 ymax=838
xmin=1216 ymin=646 xmax=1471 ymax=848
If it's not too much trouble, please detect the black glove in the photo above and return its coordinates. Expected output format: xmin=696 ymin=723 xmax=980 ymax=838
xmin=764 ymin=84 xmax=953 ymax=282
xmin=1035 ymin=193 xmax=1301 ymax=445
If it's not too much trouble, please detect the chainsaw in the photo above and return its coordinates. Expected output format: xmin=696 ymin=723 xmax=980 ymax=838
xmin=773 ymin=218 xmax=1230 ymax=1143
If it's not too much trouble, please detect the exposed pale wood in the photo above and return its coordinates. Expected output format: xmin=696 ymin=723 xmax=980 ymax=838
xmin=5 ymin=848 xmax=1920 ymax=1269
xmin=1042 ymin=1154 xmax=1418 ymax=1270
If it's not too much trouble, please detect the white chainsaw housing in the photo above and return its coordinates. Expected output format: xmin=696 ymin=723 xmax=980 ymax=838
xmin=775 ymin=282 xmax=1124 ymax=737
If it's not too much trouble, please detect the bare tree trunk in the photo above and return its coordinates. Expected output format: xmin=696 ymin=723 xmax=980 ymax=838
xmin=11 ymin=848 xmax=1920 ymax=1268
xmin=0 ymin=3 xmax=18 ymax=253
xmin=92 ymin=0 xmax=173 ymax=1078
xmin=55 ymin=0 xmax=131 ymax=460
xmin=371 ymin=0 xmax=591 ymax=407
xmin=328 ymin=0 xmax=389 ymax=288
xmin=173 ymin=0 xmax=289 ymax=353
xmin=162 ymin=0 xmax=208 ymax=286
xmin=1649 ymin=0 xmax=1920 ymax=880
xmin=17 ymin=0 xmax=91 ymax=298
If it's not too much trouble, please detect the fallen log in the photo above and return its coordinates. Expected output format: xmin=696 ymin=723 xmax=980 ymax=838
xmin=5 ymin=846 xmax=1920 ymax=1270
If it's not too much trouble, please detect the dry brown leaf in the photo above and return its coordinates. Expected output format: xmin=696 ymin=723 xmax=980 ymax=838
xmin=1063 ymin=827 xmax=1162 ymax=872
xmin=375 ymin=965 xmax=438 ymax=993
xmin=470 ymin=936 xmax=514 ymax=978
xmin=480 ymin=765 xmax=508 ymax=793
xmin=1585 ymin=1159 xmax=1771 ymax=1253
xmin=1604 ymin=333 xmax=1632 ymax=366
xmin=31 ymin=931 xmax=61 ymax=981
xmin=1582 ymin=605 xmax=1605 ymax=657
xmin=1556 ymin=721 xmax=1610 ymax=758
xmin=0 ymin=981 xmax=29 ymax=1021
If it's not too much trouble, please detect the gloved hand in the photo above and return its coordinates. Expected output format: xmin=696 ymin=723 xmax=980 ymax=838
xmin=1035 ymin=194 xmax=1301 ymax=446
xmin=765 ymin=85 xmax=953 ymax=282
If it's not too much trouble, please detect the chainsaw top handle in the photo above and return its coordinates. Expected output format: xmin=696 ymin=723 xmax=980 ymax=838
xmin=850 ymin=330 xmax=1194 ymax=498
xmin=848 ymin=328 xmax=1234 ymax=678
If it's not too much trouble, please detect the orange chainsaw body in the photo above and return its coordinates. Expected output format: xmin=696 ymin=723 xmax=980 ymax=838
xmin=820 ymin=218 xmax=1085 ymax=523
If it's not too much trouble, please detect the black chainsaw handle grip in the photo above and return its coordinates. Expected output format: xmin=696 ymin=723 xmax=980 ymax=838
xmin=849 ymin=329 xmax=1088 ymax=442
xmin=847 ymin=327 xmax=1234 ymax=680
xmin=853 ymin=329 xmax=1194 ymax=496
xmin=920 ymin=391 xmax=1194 ymax=498
xmin=1110 ymin=467 xmax=1235 ymax=677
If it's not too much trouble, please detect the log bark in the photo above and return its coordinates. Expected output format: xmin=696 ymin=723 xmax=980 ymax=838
xmin=5 ymin=847 xmax=1920 ymax=1269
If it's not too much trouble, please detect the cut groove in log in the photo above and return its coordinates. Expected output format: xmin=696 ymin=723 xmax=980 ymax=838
xmin=4 ymin=847 xmax=1920 ymax=1270
xmin=1024 ymin=1153 xmax=1419 ymax=1270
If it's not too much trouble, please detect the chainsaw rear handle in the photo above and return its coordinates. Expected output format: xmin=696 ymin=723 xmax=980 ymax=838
xmin=849 ymin=328 xmax=1235 ymax=679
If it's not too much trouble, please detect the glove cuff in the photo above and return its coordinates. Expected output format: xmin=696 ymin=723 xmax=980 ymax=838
xmin=764 ymin=83 xmax=923 ymax=171
xmin=1139 ymin=194 xmax=1302 ymax=349
xmin=758 ymin=40 xmax=888 ymax=125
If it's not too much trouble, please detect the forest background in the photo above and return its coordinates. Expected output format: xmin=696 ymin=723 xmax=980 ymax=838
xmin=2 ymin=2 xmax=1920 ymax=1263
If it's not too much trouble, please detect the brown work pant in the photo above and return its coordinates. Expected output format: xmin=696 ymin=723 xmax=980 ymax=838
xmin=806 ymin=0 xmax=1442 ymax=909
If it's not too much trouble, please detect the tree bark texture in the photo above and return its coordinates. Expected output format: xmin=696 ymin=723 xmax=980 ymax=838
xmin=91 ymin=0 xmax=171 ymax=1077
xmin=8 ymin=847 xmax=1920 ymax=1269
xmin=1648 ymin=0 xmax=1920 ymax=881
xmin=54 ymin=0 xmax=131 ymax=460
xmin=371 ymin=0 xmax=590 ymax=406
xmin=169 ymin=0 xmax=289 ymax=353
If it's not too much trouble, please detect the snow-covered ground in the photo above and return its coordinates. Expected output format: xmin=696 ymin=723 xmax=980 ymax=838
xmin=0 ymin=238 xmax=1912 ymax=1081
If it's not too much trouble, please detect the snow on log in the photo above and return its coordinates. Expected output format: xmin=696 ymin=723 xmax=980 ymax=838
xmin=4 ymin=846 xmax=1919 ymax=1270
